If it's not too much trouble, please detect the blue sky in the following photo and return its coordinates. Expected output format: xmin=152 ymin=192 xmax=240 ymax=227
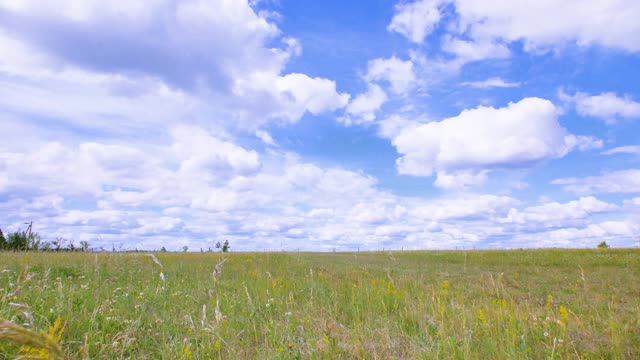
xmin=1 ymin=0 xmax=639 ymax=251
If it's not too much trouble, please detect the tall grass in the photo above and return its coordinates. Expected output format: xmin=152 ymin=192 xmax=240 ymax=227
xmin=1 ymin=249 xmax=638 ymax=358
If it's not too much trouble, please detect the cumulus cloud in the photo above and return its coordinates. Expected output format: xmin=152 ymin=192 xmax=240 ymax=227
xmin=388 ymin=0 xmax=640 ymax=69
xmin=233 ymin=72 xmax=350 ymax=123
xmin=1 ymin=127 xmax=635 ymax=249
xmin=434 ymin=169 xmax=489 ymax=189
xmin=392 ymin=97 xmax=602 ymax=188
xmin=411 ymin=194 xmax=517 ymax=221
xmin=387 ymin=0 xmax=446 ymax=43
xmin=500 ymin=196 xmax=617 ymax=228
xmin=1 ymin=0 xmax=637 ymax=251
xmin=364 ymin=56 xmax=416 ymax=95
xmin=503 ymin=220 xmax=639 ymax=248
xmin=552 ymin=169 xmax=640 ymax=194
xmin=568 ymin=92 xmax=640 ymax=123
xmin=454 ymin=0 xmax=640 ymax=53
xmin=341 ymin=84 xmax=388 ymax=125
xmin=0 ymin=0 xmax=283 ymax=89
xmin=0 ymin=0 xmax=349 ymax=132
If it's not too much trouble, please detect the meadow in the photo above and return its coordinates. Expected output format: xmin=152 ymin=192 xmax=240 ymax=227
xmin=1 ymin=249 xmax=639 ymax=359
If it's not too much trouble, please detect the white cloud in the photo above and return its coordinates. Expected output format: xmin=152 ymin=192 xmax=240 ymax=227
xmin=255 ymin=130 xmax=276 ymax=146
xmin=341 ymin=84 xmax=388 ymax=125
xmin=570 ymin=92 xmax=640 ymax=123
xmin=411 ymin=194 xmax=517 ymax=221
xmin=454 ymin=0 xmax=640 ymax=53
xmin=1 ymin=0 xmax=638 ymax=251
xmin=2 ymin=129 xmax=636 ymax=249
xmin=0 ymin=0 xmax=349 ymax=132
xmin=461 ymin=77 xmax=521 ymax=89
xmin=233 ymin=72 xmax=350 ymax=124
xmin=602 ymin=146 xmax=640 ymax=155
xmin=364 ymin=56 xmax=416 ymax=95
xmin=501 ymin=196 xmax=617 ymax=226
xmin=623 ymin=197 xmax=640 ymax=211
xmin=170 ymin=126 xmax=261 ymax=179
xmin=387 ymin=0 xmax=446 ymax=43
xmin=552 ymin=169 xmax=640 ymax=194
xmin=504 ymin=220 xmax=639 ymax=248
xmin=442 ymin=36 xmax=510 ymax=61
xmin=377 ymin=114 xmax=421 ymax=139
xmin=393 ymin=97 xmax=601 ymax=187
xmin=382 ymin=0 xmax=640 ymax=98
xmin=434 ymin=169 xmax=489 ymax=189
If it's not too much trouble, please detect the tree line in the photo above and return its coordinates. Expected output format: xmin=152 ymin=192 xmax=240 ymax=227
xmin=0 ymin=222 xmax=91 ymax=252
xmin=1 ymin=222 xmax=232 ymax=252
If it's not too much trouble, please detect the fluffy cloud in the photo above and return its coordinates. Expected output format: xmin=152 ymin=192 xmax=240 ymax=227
xmin=392 ymin=97 xmax=601 ymax=188
xmin=569 ymin=92 xmax=640 ymax=123
xmin=364 ymin=56 xmax=416 ymax=95
xmin=434 ymin=169 xmax=489 ymax=189
xmin=411 ymin=194 xmax=517 ymax=221
xmin=500 ymin=197 xmax=617 ymax=228
xmin=0 ymin=0 xmax=283 ymax=88
xmin=233 ymin=72 xmax=350 ymax=123
xmin=387 ymin=0 xmax=445 ymax=43
xmin=388 ymin=0 xmax=640 ymax=64
xmin=2 ymin=128 xmax=635 ymax=250
xmin=1 ymin=0 xmax=638 ymax=251
xmin=552 ymin=169 xmax=640 ymax=194
xmin=341 ymin=84 xmax=388 ymax=125
xmin=0 ymin=0 xmax=348 ymax=132
xmin=503 ymin=220 xmax=639 ymax=248
xmin=454 ymin=0 xmax=640 ymax=53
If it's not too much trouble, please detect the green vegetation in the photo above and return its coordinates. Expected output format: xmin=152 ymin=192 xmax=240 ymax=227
xmin=1 ymin=249 xmax=639 ymax=359
xmin=0 ymin=222 xmax=42 ymax=252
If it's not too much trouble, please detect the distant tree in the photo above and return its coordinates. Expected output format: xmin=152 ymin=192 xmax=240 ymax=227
xmin=160 ymin=246 xmax=167 ymax=252
xmin=7 ymin=232 xmax=27 ymax=251
xmin=0 ymin=228 xmax=6 ymax=250
xmin=182 ymin=245 xmax=188 ymax=252
xmin=52 ymin=238 xmax=64 ymax=252
xmin=597 ymin=241 xmax=609 ymax=249
xmin=215 ymin=241 xmax=222 ymax=250
xmin=80 ymin=240 xmax=90 ymax=252
xmin=6 ymin=222 xmax=41 ymax=251
xmin=222 ymin=240 xmax=230 ymax=253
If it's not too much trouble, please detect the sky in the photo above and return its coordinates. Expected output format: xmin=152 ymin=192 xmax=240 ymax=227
xmin=0 ymin=0 xmax=639 ymax=251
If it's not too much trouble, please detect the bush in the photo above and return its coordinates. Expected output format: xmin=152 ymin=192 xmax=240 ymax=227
xmin=0 ymin=222 xmax=44 ymax=251
xmin=597 ymin=241 xmax=609 ymax=249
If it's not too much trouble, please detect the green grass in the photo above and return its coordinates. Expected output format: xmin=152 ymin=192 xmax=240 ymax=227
xmin=1 ymin=249 xmax=639 ymax=359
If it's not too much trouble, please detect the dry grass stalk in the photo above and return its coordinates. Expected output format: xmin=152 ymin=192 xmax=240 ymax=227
xmin=212 ymin=258 xmax=227 ymax=282
xmin=145 ymin=254 xmax=163 ymax=269
xmin=0 ymin=319 xmax=64 ymax=359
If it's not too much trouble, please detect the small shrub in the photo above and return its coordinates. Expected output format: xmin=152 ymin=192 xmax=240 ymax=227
xmin=597 ymin=241 xmax=609 ymax=249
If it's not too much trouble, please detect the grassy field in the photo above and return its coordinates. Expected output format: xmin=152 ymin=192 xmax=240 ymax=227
xmin=1 ymin=249 xmax=639 ymax=359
